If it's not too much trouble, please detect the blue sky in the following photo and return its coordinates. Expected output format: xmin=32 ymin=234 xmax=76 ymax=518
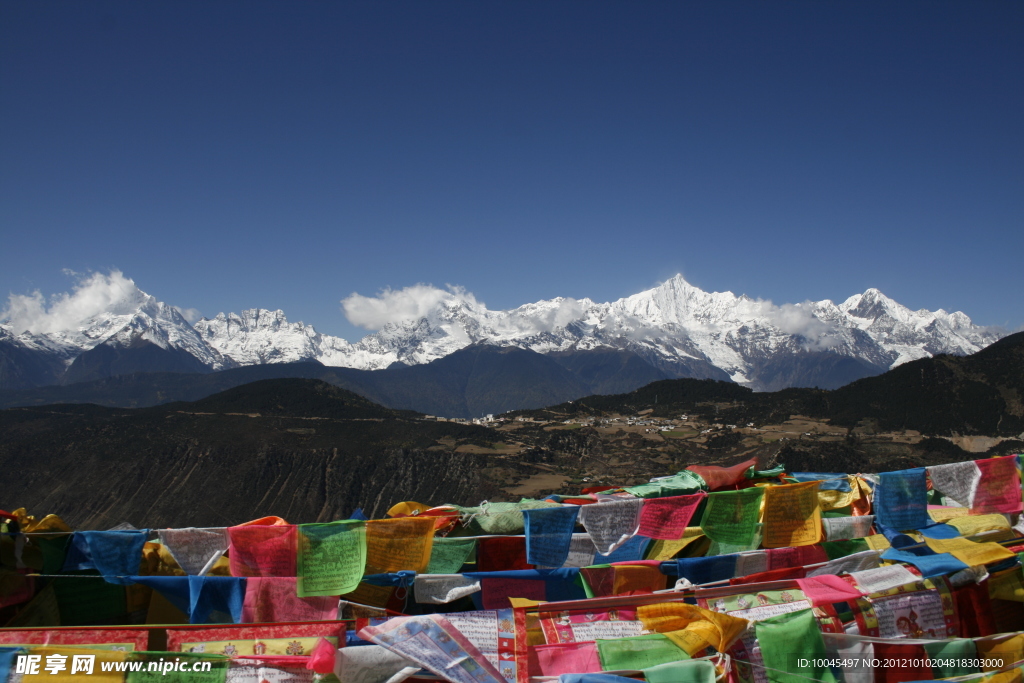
xmin=2 ymin=1 xmax=1021 ymax=340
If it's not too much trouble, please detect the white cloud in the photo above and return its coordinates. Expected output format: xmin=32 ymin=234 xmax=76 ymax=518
xmin=760 ymin=300 xmax=839 ymax=350
xmin=2 ymin=270 xmax=147 ymax=334
xmin=173 ymin=306 xmax=203 ymax=324
xmin=341 ymin=284 xmax=483 ymax=330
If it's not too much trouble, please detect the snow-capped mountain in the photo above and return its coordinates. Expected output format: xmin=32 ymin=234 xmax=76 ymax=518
xmin=0 ymin=274 xmax=1006 ymax=392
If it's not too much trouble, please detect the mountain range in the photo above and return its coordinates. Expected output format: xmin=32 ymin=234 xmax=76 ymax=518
xmin=0 ymin=274 xmax=1004 ymax=398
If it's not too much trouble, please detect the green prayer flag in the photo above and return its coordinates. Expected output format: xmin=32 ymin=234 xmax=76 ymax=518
xmin=126 ymin=653 xmax=229 ymax=683
xmin=456 ymin=500 xmax=561 ymax=534
xmin=923 ymin=639 xmax=981 ymax=679
xmin=297 ymin=521 xmax=366 ymax=597
xmin=625 ymin=470 xmax=705 ymax=498
xmin=700 ymin=487 xmax=764 ymax=546
xmin=597 ymin=633 xmax=690 ymax=671
xmin=426 ymin=537 xmax=477 ymax=574
xmin=754 ymin=609 xmax=836 ymax=683
xmin=644 ymin=659 xmax=716 ymax=683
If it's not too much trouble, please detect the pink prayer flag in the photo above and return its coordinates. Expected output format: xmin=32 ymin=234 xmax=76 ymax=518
xmin=795 ymin=574 xmax=865 ymax=606
xmin=242 ymin=577 xmax=339 ymax=623
xmin=637 ymin=493 xmax=705 ymax=540
xmin=306 ymin=637 xmax=337 ymax=674
xmin=229 ymin=524 xmax=297 ymax=577
xmin=528 ymin=642 xmax=602 ymax=676
xmin=972 ymin=455 xmax=1023 ymax=514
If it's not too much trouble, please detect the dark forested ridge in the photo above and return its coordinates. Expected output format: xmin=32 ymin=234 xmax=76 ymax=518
xmin=0 ymin=379 xmax=503 ymax=529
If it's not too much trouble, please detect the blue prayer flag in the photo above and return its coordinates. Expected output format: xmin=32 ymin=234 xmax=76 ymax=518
xmin=524 ymin=506 xmax=580 ymax=567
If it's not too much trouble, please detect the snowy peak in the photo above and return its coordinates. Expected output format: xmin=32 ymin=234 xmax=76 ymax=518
xmin=194 ymin=308 xmax=344 ymax=366
xmin=1 ymin=272 xmax=1009 ymax=393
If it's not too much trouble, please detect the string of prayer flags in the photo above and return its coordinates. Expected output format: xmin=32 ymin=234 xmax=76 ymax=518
xmin=523 ymin=505 xmax=580 ymax=567
xmin=426 ymin=536 xmax=477 ymax=574
xmin=296 ymin=521 xmax=366 ymax=597
xmin=699 ymin=487 xmax=764 ymax=547
xmin=363 ymin=518 xmax=435 ymax=575
xmin=62 ymin=530 xmax=149 ymax=584
xmin=227 ymin=524 xmax=297 ymax=577
xmin=358 ymin=614 xmax=507 ymax=683
xmin=158 ymin=528 xmax=229 ymax=576
xmin=241 ymin=577 xmax=338 ymax=623
xmin=637 ymin=602 xmax=749 ymax=655
xmin=637 ymin=493 xmax=705 ymax=540
xmin=578 ymin=498 xmax=643 ymax=555
xmin=762 ymin=481 xmax=822 ymax=548
xmin=754 ymin=609 xmax=837 ymax=683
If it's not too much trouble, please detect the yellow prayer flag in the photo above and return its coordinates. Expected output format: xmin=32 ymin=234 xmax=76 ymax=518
xmin=977 ymin=634 xmax=1024 ymax=673
xmin=863 ymin=534 xmax=891 ymax=551
xmin=762 ymin=481 xmax=822 ymax=548
xmin=989 ymin=567 xmax=1024 ymax=603
xmin=648 ymin=528 xmax=706 ymax=561
xmin=818 ymin=477 xmax=859 ymax=511
xmin=923 ymin=537 xmax=1016 ymax=565
xmin=928 ymin=507 xmax=972 ymax=523
xmin=948 ymin=514 xmax=1011 ymax=536
xmin=637 ymin=602 xmax=749 ymax=655
xmin=364 ymin=517 xmax=436 ymax=574
xmin=21 ymin=647 xmax=126 ymax=683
